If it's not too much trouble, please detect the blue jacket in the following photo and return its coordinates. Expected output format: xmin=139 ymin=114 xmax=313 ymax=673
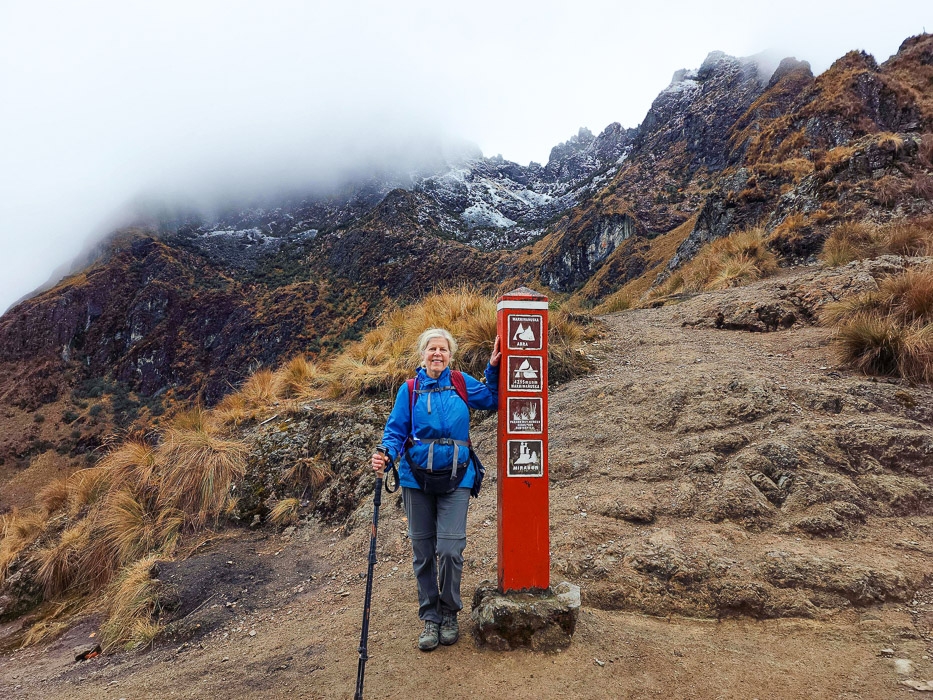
xmin=381 ymin=364 xmax=499 ymax=489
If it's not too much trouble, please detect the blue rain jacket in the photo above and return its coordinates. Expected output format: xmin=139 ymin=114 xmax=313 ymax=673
xmin=381 ymin=364 xmax=499 ymax=490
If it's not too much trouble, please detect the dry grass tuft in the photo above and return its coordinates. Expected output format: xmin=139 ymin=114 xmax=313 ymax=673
xmin=880 ymin=267 xmax=933 ymax=324
xmin=593 ymin=290 xmax=634 ymax=314
xmin=94 ymin=491 xmax=183 ymax=568
xmin=211 ymin=392 xmax=250 ymax=427
xmin=66 ymin=467 xmax=112 ymax=516
xmin=240 ymin=369 xmax=277 ymax=407
xmin=652 ymin=228 xmax=777 ymax=297
xmin=285 ymin=457 xmax=333 ymax=495
xmin=19 ymin=598 xmax=87 ymax=647
xmin=883 ymin=220 xmax=933 ymax=257
xmin=274 ymin=355 xmax=324 ymax=399
xmin=36 ymin=478 xmax=70 ymax=516
xmin=268 ymin=498 xmax=301 ymax=527
xmin=825 ymin=265 xmax=933 ymax=382
xmin=97 ymin=440 xmax=158 ymax=495
xmin=320 ymin=287 xmax=595 ymax=398
xmin=822 ymin=218 xmax=933 ymax=266
xmin=100 ymin=555 xmax=165 ymax=651
xmin=0 ymin=509 xmax=48 ymax=581
xmin=820 ymin=221 xmax=883 ymax=266
xmin=834 ymin=313 xmax=905 ymax=376
xmin=34 ymin=521 xmax=91 ymax=597
xmin=157 ymin=426 xmax=248 ymax=526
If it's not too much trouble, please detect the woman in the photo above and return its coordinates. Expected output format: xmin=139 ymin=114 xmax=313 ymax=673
xmin=371 ymin=328 xmax=500 ymax=651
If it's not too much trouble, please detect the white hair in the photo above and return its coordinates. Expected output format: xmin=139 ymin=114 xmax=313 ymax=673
xmin=417 ymin=328 xmax=458 ymax=366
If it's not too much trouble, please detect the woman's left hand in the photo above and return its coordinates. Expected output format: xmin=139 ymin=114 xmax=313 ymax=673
xmin=489 ymin=335 xmax=502 ymax=367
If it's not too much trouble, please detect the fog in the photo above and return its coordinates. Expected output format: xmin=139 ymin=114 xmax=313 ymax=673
xmin=0 ymin=0 xmax=928 ymax=314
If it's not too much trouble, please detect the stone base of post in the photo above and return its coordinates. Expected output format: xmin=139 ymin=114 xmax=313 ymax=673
xmin=470 ymin=581 xmax=580 ymax=651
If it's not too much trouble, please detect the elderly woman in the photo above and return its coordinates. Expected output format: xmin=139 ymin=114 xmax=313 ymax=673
xmin=371 ymin=328 xmax=500 ymax=651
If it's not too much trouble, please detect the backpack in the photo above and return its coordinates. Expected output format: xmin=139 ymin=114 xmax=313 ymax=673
xmin=403 ymin=371 xmax=485 ymax=497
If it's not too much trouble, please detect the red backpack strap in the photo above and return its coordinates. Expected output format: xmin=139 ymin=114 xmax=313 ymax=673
xmin=450 ymin=370 xmax=468 ymax=406
xmin=407 ymin=378 xmax=416 ymax=414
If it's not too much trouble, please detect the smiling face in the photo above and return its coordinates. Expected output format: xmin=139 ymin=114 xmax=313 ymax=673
xmin=421 ymin=336 xmax=452 ymax=379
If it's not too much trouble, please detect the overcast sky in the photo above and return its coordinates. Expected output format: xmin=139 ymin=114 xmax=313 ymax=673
xmin=0 ymin=1 xmax=928 ymax=314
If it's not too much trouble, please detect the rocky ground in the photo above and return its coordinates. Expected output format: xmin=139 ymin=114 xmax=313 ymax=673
xmin=1 ymin=260 xmax=932 ymax=699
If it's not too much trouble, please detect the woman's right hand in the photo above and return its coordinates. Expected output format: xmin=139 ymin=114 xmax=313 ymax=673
xmin=371 ymin=451 xmax=388 ymax=472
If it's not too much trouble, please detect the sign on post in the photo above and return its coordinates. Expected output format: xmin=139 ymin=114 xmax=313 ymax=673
xmin=496 ymin=287 xmax=549 ymax=592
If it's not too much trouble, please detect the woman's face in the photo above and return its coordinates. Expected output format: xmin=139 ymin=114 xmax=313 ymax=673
xmin=422 ymin=336 xmax=451 ymax=379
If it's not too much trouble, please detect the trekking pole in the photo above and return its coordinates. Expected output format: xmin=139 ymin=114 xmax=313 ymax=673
xmin=355 ymin=447 xmax=398 ymax=700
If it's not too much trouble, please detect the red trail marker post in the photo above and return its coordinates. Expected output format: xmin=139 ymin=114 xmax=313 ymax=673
xmin=496 ymin=286 xmax=549 ymax=592
xmin=471 ymin=285 xmax=579 ymax=650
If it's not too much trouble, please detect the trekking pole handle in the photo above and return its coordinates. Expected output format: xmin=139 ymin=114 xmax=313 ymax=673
xmin=375 ymin=446 xmax=400 ymax=493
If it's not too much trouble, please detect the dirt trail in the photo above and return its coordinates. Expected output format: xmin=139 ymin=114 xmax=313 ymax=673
xmin=3 ymin=269 xmax=933 ymax=699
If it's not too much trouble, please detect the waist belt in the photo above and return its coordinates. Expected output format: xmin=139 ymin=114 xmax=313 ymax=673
xmin=405 ymin=437 xmax=472 ymax=475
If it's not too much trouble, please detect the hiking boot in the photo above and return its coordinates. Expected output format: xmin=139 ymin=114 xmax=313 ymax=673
xmin=418 ymin=621 xmax=440 ymax=651
xmin=439 ymin=612 xmax=459 ymax=646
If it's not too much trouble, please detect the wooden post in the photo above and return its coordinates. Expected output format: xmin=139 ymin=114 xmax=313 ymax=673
xmin=496 ymin=286 xmax=549 ymax=592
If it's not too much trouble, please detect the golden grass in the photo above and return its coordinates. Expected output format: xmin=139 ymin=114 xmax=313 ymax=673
xmin=285 ymin=457 xmax=332 ymax=494
xmin=821 ymin=218 xmax=933 ymax=266
xmin=593 ymin=291 xmax=634 ymax=314
xmin=651 ymin=228 xmax=777 ymax=297
xmin=94 ymin=491 xmax=183 ymax=568
xmin=66 ymin=467 xmax=112 ymax=516
xmin=274 ymin=355 xmax=324 ymax=399
xmin=36 ymin=478 xmax=70 ymax=515
xmin=824 ymin=265 xmax=933 ymax=382
xmin=97 ymin=440 xmax=158 ymax=496
xmin=211 ymin=392 xmax=251 ymax=427
xmin=884 ymin=220 xmax=933 ymax=257
xmin=834 ymin=312 xmax=905 ymax=376
xmin=819 ymin=145 xmax=857 ymax=171
xmin=157 ymin=426 xmax=248 ymax=527
xmin=820 ymin=221 xmax=883 ymax=266
xmin=100 ymin=555 xmax=164 ymax=651
xmin=19 ymin=597 xmax=88 ymax=648
xmin=0 ymin=508 xmax=47 ymax=581
xmin=876 ymin=132 xmax=905 ymax=151
xmin=324 ymin=288 xmax=498 ymax=398
xmin=880 ymin=267 xmax=933 ymax=324
xmin=34 ymin=521 xmax=91 ymax=597
xmin=268 ymin=498 xmax=301 ymax=527
xmin=240 ymin=369 xmax=277 ymax=407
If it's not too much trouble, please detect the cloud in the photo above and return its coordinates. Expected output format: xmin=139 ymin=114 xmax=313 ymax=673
xmin=0 ymin=0 xmax=927 ymax=312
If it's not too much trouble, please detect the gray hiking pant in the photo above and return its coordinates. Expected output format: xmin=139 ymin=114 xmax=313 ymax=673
xmin=402 ymin=486 xmax=470 ymax=623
